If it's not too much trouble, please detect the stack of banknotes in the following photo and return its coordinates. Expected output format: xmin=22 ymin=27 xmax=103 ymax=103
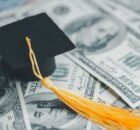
xmin=0 ymin=0 xmax=140 ymax=129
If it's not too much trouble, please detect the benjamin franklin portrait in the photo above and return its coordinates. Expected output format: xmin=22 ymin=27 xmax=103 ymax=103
xmin=64 ymin=15 xmax=126 ymax=55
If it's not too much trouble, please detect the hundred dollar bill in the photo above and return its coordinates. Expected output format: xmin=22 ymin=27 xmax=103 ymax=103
xmin=0 ymin=64 xmax=31 ymax=130
xmin=0 ymin=0 xmax=42 ymax=27
xmin=26 ymin=0 xmax=140 ymax=108
xmin=0 ymin=0 xmax=40 ymax=15
xmin=20 ymin=55 xmax=98 ymax=130
xmin=21 ymin=0 xmax=97 ymax=27
xmin=23 ymin=0 xmax=140 ymax=37
xmin=0 ymin=0 xmax=36 ymax=12
xmin=103 ymin=0 xmax=140 ymax=13
xmin=94 ymin=82 xmax=130 ymax=108
xmin=87 ymin=0 xmax=140 ymax=37
xmin=94 ymin=82 xmax=119 ymax=105
xmin=94 ymin=82 xmax=128 ymax=108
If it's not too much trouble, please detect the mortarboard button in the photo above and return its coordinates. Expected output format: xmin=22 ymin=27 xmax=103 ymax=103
xmin=0 ymin=13 xmax=75 ymax=81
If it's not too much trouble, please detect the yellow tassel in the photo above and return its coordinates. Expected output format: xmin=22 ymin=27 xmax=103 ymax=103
xmin=25 ymin=36 xmax=140 ymax=130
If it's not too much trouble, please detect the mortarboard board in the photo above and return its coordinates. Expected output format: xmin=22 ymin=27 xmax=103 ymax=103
xmin=0 ymin=13 xmax=75 ymax=81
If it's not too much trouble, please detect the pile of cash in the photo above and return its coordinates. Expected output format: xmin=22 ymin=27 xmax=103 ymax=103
xmin=0 ymin=0 xmax=139 ymax=129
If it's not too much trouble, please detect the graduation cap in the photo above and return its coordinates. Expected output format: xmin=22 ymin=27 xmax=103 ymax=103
xmin=0 ymin=13 xmax=75 ymax=81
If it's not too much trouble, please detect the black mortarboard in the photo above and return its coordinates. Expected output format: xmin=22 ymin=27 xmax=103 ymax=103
xmin=0 ymin=13 xmax=75 ymax=81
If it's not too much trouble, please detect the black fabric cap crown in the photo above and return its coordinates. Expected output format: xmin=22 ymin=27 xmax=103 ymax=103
xmin=0 ymin=13 xmax=75 ymax=81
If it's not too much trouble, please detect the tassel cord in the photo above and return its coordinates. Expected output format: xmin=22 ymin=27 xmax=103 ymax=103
xmin=25 ymin=36 xmax=140 ymax=130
